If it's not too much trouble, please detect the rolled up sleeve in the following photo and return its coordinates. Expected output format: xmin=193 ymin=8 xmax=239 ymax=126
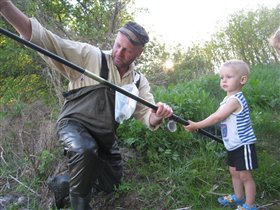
xmin=133 ymin=75 xmax=160 ymax=130
xmin=29 ymin=17 xmax=99 ymax=83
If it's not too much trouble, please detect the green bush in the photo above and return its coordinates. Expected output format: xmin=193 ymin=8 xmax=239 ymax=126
xmin=245 ymin=64 xmax=280 ymax=111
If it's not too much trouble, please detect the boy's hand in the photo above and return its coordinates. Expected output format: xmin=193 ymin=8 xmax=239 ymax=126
xmin=184 ymin=120 xmax=199 ymax=132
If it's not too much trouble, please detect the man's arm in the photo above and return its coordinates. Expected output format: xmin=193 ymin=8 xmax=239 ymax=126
xmin=0 ymin=0 xmax=31 ymax=40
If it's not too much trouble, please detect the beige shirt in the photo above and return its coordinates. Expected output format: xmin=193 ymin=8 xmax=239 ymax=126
xmin=30 ymin=18 xmax=156 ymax=129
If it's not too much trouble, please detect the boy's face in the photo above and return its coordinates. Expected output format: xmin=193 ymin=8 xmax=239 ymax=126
xmin=219 ymin=66 xmax=247 ymax=95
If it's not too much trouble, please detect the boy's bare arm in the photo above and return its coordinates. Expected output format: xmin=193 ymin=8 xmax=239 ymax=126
xmin=185 ymin=98 xmax=240 ymax=132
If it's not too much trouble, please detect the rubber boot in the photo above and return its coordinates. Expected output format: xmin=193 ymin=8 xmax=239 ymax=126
xmin=70 ymin=194 xmax=92 ymax=210
xmin=47 ymin=174 xmax=70 ymax=209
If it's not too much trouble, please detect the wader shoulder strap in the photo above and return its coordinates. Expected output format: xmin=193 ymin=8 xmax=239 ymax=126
xmin=134 ymin=72 xmax=141 ymax=88
xmin=100 ymin=51 xmax=141 ymax=89
xmin=100 ymin=51 xmax=109 ymax=80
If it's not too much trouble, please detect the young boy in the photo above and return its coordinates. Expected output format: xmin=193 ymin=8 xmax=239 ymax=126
xmin=185 ymin=60 xmax=258 ymax=210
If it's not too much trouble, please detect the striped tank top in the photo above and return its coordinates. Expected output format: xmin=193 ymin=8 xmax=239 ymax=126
xmin=220 ymin=92 xmax=256 ymax=151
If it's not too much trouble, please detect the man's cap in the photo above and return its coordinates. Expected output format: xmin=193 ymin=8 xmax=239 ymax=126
xmin=118 ymin=21 xmax=149 ymax=46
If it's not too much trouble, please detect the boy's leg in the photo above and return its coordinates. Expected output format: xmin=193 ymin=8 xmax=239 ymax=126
xmin=239 ymin=170 xmax=256 ymax=207
xmin=219 ymin=144 xmax=257 ymax=207
xmin=217 ymin=166 xmax=245 ymax=206
xmin=234 ymin=144 xmax=258 ymax=208
xmin=229 ymin=166 xmax=244 ymax=200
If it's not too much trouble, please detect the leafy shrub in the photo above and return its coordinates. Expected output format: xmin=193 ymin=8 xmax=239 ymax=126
xmin=0 ymin=75 xmax=55 ymax=104
xmin=118 ymin=72 xmax=224 ymax=163
xmin=244 ymin=64 xmax=280 ymax=111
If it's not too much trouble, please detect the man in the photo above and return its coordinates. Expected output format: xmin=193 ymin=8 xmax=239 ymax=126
xmin=0 ymin=1 xmax=173 ymax=209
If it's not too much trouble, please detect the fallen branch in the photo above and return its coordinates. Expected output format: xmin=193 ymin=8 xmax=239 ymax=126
xmin=207 ymin=191 xmax=227 ymax=196
xmin=257 ymin=200 xmax=280 ymax=209
xmin=0 ymin=146 xmax=8 ymax=165
xmin=175 ymin=207 xmax=192 ymax=210
xmin=9 ymin=175 xmax=40 ymax=197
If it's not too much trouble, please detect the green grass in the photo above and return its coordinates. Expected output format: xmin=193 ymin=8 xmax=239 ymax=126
xmin=0 ymin=64 xmax=279 ymax=209
xmin=114 ymin=141 xmax=279 ymax=209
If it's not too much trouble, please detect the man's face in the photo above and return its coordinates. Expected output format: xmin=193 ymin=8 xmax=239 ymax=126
xmin=112 ymin=32 xmax=143 ymax=70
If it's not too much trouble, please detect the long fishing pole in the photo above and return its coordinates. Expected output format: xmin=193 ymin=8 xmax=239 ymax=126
xmin=0 ymin=27 xmax=223 ymax=144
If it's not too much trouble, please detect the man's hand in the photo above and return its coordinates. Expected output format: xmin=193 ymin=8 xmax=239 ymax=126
xmin=149 ymin=102 xmax=173 ymax=127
